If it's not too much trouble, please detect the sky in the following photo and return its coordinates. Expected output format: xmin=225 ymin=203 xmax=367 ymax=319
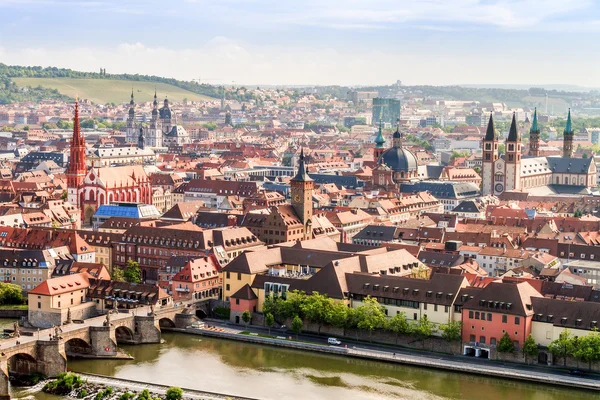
xmin=0 ymin=0 xmax=600 ymax=87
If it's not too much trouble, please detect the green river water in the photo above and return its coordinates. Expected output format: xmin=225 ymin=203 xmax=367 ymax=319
xmin=11 ymin=332 xmax=599 ymax=400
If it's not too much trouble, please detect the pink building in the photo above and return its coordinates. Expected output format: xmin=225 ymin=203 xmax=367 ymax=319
xmin=171 ymin=257 xmax=221 ymax=301
xmin=461 ymin=281 xmax=542 ymax=358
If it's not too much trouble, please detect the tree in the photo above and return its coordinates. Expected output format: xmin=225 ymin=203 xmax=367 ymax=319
xmin=439 ymin=321 xmax=462 ymax=343
xmin=522 ymin=334 xmax=539 ymax=364
xmin=282 ymin=156 xmax=292 ymax=166
xmin=291 ymin=315 xmax=303 ymax=339
xmin=23 ymin=125 xmax=29 ymax=131
xmin=265 ymin=313 xmax=275 ymax=336
xmin=327 ymin=302 xmax=348 ymax=330
xmin=549 ymin=329 xmax=574 ymax=367
xmin=165 ymin=387 xmax=183 ymax=400
xmin=301 ymin=292 xmax=333 ymax=335
xmin=386 ymin=312 xmax=410 ymax=344
xmin=498 ymin=143 xmax=506 ymax=155
xmin=411 ymin=315 xmax=437 ymax=347
xmin=241 ymin=310 xmax=251 ymax=329
xmin=573 ymin=332 xmax=600 ymax=370
xmin=497 ymin=332 xmax=515 ymax=353
xmin=356 ymin=296 xmax=386 ymax=342
xmin=0 ymin=282 xmax=23 ymax=305
xmin=111 ymin=267 xmax=125 ymax=282
xmin=124 ymin=260 xmax=141 ymax=283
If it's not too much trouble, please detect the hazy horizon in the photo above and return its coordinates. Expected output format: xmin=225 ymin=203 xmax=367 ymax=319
xmin=1 ymin=0 xmax=600 ymax=87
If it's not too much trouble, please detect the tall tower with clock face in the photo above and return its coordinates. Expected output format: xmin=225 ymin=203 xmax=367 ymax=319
xmin=290 ymin=148 xmax=314 ymax=240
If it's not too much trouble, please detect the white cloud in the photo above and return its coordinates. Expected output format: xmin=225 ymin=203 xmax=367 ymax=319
xmin=2 ymin=38 xmax=600 ymax=87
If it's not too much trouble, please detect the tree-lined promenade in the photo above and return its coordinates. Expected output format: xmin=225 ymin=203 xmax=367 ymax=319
xmin=254 ymin=290 xmax=600 ymax=370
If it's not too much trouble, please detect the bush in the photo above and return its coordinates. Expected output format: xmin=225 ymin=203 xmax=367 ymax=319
xmin=137 ymin=389 xmax=151 ymax=400
xmin=78 ymin=389 xmax=88 ymax=398
xmin=213 ymin=306 xmax=230 ymax=319
xmin=42 ymin=373 xmax=83 ymax=395
xmin=119 ymin=392 xmax=135 ymax=400
xmin=166 ymin=387 xmax=183 ymax=400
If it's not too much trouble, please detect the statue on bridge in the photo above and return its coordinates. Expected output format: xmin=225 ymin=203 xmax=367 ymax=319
xmin=66 ymin=308 xmax=72 ymax=324
xmin=148 ymin=304 xmax=155 ymax=316
xmin=12 ymin=321 xmax=19 ymax=338
xmin=113 ymin=300 xmax=118 ymax=313
xmin=53 ymin=325 xmax=62 ymax=340
xmin=104 ymin=311 xmax=111 ymax=327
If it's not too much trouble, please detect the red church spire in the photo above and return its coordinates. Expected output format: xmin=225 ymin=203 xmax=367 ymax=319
xmin=66 ymin=99 xmax=87 ymax=207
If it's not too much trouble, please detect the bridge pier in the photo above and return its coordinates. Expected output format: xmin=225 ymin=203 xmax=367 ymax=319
xmin=133 ymin=316 xmax=161 ymax=344
xmin=0 ymin=358 xmax=9 ymax=400
xmin=34 ymin=340 xmax=67 ymax=378
xmin=89 ymin=326 xmax=117 ymax=357
xmin=174 ymin=313 xmax=197 ymax=328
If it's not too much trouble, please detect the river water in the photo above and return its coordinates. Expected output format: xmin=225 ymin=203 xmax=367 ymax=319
xmin=11 ymin=332 xmax=589 ymax=400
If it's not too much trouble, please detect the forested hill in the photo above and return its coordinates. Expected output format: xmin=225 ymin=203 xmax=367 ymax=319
xmin=0 ymin=64 xmax=243 ymax=104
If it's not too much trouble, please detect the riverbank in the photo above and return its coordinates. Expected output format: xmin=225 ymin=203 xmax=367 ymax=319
xmin=170 ymin=326 xmax=600 ymax=393
xmin=70 ymin=372 xmax=260 ymax=400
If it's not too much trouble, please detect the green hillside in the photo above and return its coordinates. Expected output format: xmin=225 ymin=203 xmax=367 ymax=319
xmin=12 ymin=78 xmax=215 ymax=104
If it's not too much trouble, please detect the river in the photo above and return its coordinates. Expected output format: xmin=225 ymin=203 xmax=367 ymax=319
xmin=14 ymin=332 xmax=595 ymax=400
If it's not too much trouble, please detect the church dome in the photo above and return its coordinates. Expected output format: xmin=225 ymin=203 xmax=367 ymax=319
xmin=393 ymin=130 xmax=401 ymax=139
xmin=378 ymin=146 xmax=418 ymax=172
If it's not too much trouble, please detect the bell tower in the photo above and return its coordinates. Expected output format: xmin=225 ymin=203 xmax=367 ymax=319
xmin=563 ymin=108 xmax=574 ymax=158
xmin=481 ymin=113 xmax=498 ymax=195
xmin=66 ymin=100 xmax=87 ymax=209
xmin=290 ymin=148 xmax=314 ymax=240
xmin=374 ymin=120 xmax=386 ymax=161
xmin=505 ymin=113 xmax=522 ymax=191
xmin=126 ymin=89 xmax=137 ymax=143
xmin=529 ymin=108 xmax=540 ymax=157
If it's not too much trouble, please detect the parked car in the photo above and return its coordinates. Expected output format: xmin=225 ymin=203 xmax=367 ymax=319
xmin=569 ymin=369 xmax=584 ymax=377
xmin=328 ymin=337 xmax=342 ymax=345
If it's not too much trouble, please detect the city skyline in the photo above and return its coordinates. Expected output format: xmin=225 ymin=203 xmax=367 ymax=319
xmin=1 ymin=0 xmax=600 ymax=86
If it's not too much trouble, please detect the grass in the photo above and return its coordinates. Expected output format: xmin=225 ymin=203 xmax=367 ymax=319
xmin=0 ymin=304 xmax=27 ymax=310
xmin=13 ymin=78 xmax=215 ymax=104
xmin=239 ymin=331 xmax=276 ymax=339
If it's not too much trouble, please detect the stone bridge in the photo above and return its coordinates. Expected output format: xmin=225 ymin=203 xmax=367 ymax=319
xmin=0 ymin=300 xmax=208 ymax=399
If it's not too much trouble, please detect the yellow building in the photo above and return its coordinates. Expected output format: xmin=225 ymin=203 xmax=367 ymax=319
xmin=28 ymin=273 xmax=96 ymax=328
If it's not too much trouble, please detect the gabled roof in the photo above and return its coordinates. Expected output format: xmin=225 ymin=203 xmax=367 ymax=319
xmin=231 ymin=283 xmax=258 ymax=300
xmin=29 ymin=272 xmax=90 ymax=296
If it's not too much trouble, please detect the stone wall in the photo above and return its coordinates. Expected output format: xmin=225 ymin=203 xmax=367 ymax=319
xmin=134 ymin=316 xmax=161 ymax=344
xmin=27 ymin=303 xmax=96 ymax=329
xmin=89 ymin=326 xmax=117 ymax=356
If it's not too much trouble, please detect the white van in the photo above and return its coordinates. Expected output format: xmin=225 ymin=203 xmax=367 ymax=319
xmin=328 ymin=337 xmax=341 ymax=345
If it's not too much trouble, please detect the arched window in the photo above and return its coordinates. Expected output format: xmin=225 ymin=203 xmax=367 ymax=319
xmin=564 ymin=177 xmax=569 ymax=185
xmin=89 ymin=190 xmax=95 ymax=202
xmin=79 ymin=191 xmax=84 ymax=206
xmin=109 ymin=193 xmax=113 ymax=203
xmin=555 ymin=177 xmax=559 ymax=184
xmin=99 ymin=193 xmax=105 ymax=204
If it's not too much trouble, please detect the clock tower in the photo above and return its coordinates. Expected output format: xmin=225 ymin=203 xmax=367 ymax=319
xmin=290 ymin=148 xmax=314 ymax=240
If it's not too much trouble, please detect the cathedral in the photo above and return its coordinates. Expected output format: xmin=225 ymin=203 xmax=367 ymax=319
xmin=125 ymin=91 xmax=190 ymax=148
xmin=481 ymin=109 xmax=596 ymax=196
xmin=67 ymin=101 xmax=153 ymax=224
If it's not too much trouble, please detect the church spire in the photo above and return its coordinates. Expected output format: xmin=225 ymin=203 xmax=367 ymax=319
xmin=564 ymin=108 xmax=573 ymax=134
xmin=292 ymin=148 xmax=312 ymax=182
xmin=563 ymin=108 xmax=574 ymax=158
xmin=530 ymin=108 xmax=539 ymax=134
xmin=375 ymin=120 xmax=385 ymax=148
xmin=484 ymin=113 xmax=496 ymax=141
xmin=392 ymin=118 xmax=402 ymax=148
xmin=529 ymin=108 xmax=540 ymax=157
xmin=507 ymin=112 xmax=519 ymax=142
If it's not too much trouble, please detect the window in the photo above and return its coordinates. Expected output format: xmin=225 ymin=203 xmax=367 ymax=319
xmin=490 ymin=337 xmax=497 ymax=346
xmin=434 ymin=305 xmax=438 ymax=312
xmin=475 ymin=311 xmax=480 ymax=320
xmin=58 ymin=301 xmax=61 ymax=308
xmin=487 ymin=313 xmax=492 ymax=321
xmin=469 ymin=311 xmax=474 ymax=319
xmin=37 ymin=302 xmax=41 ymax=309
xmin=71 ymin=298 xmax=73 ymax=305
xmin=237 ymin=273 xmax=241 ymax=281
xmin=413 ymin=313 xmax=417 ymax=320
xmin=445 ymin=306 xmax=449 ymax=313
xmin=469 ymin=334 xmax=476 ymax=342
xmin=424 ymin=303 xmax=428 ymax=310
xmin=480 ymin=336 xmax=486 ymax=344
xmin=226 ymin=272 xmax=230 ymax=279
xmin=515 ymin=317 xmax=520 ymax=325
xmin=226 ymin=284 xmax=230 ymax=291
xmin=502 ymin=315 xmax=507 ymax=324
xmin=235 ymin=299 xmax=240 ymax=305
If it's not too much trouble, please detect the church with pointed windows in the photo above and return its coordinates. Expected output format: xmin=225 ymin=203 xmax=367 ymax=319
xmin=67 ymin=101 xmax=153 ymax=224
xmin=481 ymin=109 xmax=596 ymax=197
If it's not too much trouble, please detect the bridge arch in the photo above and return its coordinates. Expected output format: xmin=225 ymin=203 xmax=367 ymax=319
xmin=195 ymin=309 xmax=207 ymax=319
xmin=159 ymin=317 xmax=176 ymax=328
xmin=64 ymin=338 xmax=93 ymax=357
xmin=8 ymin=352 xmax=38 ymax=376
xmin=115 ymin=326 xmax=135 ymax=344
